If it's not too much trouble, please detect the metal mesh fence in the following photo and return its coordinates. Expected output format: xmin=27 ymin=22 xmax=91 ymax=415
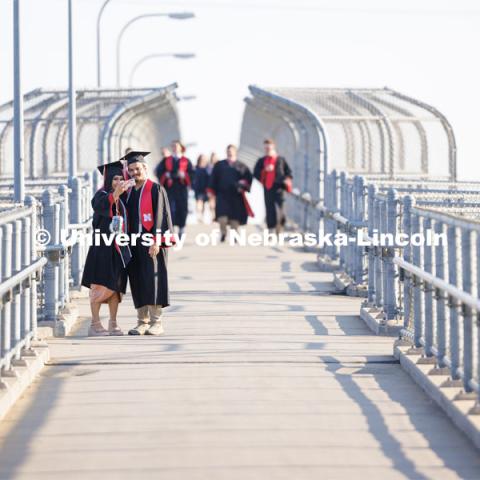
xmin=240 ymin=86 xmax=456 ymax=186
xmin=0 ymin=84 xmax=181 ymax=179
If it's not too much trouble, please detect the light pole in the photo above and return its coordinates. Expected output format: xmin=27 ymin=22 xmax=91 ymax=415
xmin=96 ymin=0 xmax=112 ymax=87
xmin=68 ymin=0 xmax=77 ymax=182
xmin=128 ymin=52 xmax=196 ymax=86
xmin=13 ymin=0 xmax=25 ymax=202
xmin=116 ymin=12 xmax=195 ymax=87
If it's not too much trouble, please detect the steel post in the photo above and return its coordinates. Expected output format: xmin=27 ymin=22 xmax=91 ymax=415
xmin=13 ymin=0 xmax=25 ymax=203
xmin=461 ymin=229 xmax=473 ymax=393
xmin=434 ymin=221 xmax=446 ymax=367
xmin=423 ymin=217 xmax=433 ymax=356
xmin=447 ymin=225 xmax=460 ymax=380
xmin=68 ymin=0 xmax=77 ymax=182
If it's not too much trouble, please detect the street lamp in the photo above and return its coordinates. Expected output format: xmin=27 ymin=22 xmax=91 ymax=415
xmin=116 ymin=12 xmax=195 ymax=87
xmin=128 ymin=52 xmax=196 ymax=86
xmin=67 ymin=0 xmax=76 ymax=181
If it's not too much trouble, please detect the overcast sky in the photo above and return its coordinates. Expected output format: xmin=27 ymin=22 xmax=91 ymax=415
xmin=0 ymin=0 xmax=478 ymax=179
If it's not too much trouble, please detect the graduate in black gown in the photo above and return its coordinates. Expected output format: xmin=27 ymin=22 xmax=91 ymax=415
xmin=208 ymin=144 xmax=253 ymax=242
xmin=81 ymin=161 xmax=130 ymax=336
xmin=154 ymin=140 xmax=193 ymax=237
xmin=253 ymin=138 xmax=293 ymax=233
xmin=193 ymin=154 xmax=210 ymax=222
xmin=124 ymin=151 xmax=174 ymax=336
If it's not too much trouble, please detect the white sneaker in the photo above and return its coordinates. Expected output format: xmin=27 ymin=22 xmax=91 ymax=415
xmin=128 ymin=323 xmax=151 ymax=335
xmin=145 ymin=322 xmax=164 ymax=336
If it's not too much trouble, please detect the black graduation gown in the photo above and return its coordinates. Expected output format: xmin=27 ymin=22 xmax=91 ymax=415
xmin=154 ymin=156 xmax=194 ymax=228
xmin=125 ymin=182 xmax=173 ymax=309
xmin=253 ymin=156 xmax=293 ymax=229
xmin=209 ymin=159 xmax=253 ymax=225
xmin=81 ymin=190 xmax=128 ymax=294
xmin=193 ymin=167 xmax=210 ymax=200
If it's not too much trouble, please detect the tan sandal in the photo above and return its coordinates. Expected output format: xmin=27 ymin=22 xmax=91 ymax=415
xmin=88 ymin=323 xmax=109 ymax=336
xmin=108 ymin=320 xmax=124 ymax=336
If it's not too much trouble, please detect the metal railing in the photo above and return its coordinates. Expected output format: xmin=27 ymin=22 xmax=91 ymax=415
xmin=0 ymin=199 xmax=46 ymax=374
xmin=289 ymin=175 xmax=480 ymax=404
xmin=240 ymin=86 xmax=480 ymax=408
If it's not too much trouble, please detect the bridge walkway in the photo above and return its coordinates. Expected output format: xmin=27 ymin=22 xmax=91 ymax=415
xmin=0 ymin=225 xmax=479 ymax=479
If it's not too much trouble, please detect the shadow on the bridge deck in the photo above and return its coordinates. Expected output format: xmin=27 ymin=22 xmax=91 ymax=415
xmin=322 ymin=354 xmax=480 ymax=479
xmin=0 ymin=365 xmax=73 ymax=479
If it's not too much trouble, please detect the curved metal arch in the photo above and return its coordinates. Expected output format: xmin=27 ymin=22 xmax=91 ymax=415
xmin=385 ymin=87 xmax=457 ymax=181
xmin=0 ymin=92 xmax=62 ymax=175
xmin=316 ymin=95 xmax=357 ymax=170
xmin=29 ymin=96 xmax=67 ymax=178
xmin=368 ymin=93 xmax=428 ymax=175
xmin=249 ymin=85 xmax=329 ymax=198
xmin=113 ymin=95 xmax=179 ymax=163
xmin=115 ymin=95 xmax=178 ymax=158
xmin=98 ymin=84 xmax=178 ymax=164
xmin=326 ymin=95 xmax=373 ymax=172
xmin=346 ymin=90 xmax=396 ymax=178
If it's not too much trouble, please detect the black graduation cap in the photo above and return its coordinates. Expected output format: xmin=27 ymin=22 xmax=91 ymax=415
xmin=97 ymin=160 xmax=124 ymax=177
xmin=97 ymin=161 xmax=125 ymax=190
xmin=120 ymin=151 xmax=151 ymax=165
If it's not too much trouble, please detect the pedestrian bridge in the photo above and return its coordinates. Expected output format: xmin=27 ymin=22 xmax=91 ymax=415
xmin=1 ymin=85 xmax=480 ymax=479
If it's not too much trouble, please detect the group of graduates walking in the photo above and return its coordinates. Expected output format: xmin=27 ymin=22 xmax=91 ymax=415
xmin=81 ymin=138 xmax=292 ymax=336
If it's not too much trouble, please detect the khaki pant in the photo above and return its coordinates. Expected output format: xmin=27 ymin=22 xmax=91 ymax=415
xmin=217 ymin=216 xmax=240 ymax=236
xmin=137 ymin=305 xmax=162 ymax=324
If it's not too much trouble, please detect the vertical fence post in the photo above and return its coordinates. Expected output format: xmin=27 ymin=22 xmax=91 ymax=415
xmin=353 ymin=176 xmax=365 ymax=285
xmin=346 ymin=179 xmax=353 ymax=278
xmin=1 ymin=223 xmax=13 ymax=370
xmin=11 ymin=219 xmax=22 ymax=360
xmin=412 ymin=213 xmax=423 ymax=348
xmin=374 ymin=197 xmax=382 ymax=309
xmin=434 ymin=221 xmax=446 ymax=368
xmin=70 ymin=177 xmax=81 ymax=286
xmin=25 ymin=196 xmax=39 ymax=338
xmin=20 ymin=214 xmax=31 ymax=349
xmin=42 ymin=189 xmax=57 ymax=322
xmin=476 ymin=232 xmax=480 ymax=406
xmin=384 ymin=189 xmax=397 ymax=320
xmin=461 ymin=229 xmax=473 ymax=393
xmin=339 ymin=172 xmax=346 ymax=269
xmin=380 ymin=198 xmax=388 ymax=318
xmin=402 ymin=196 xmax=413 ymax=329
xmin=59 ymin=184 xmax=70 ymax=306
xmin=447 ymin=225 xmax=460 ymax=380
xmin=367 ymin=184 xmax=376 ymax=305
xmin=423 ymin=217 xmax=433 ymax=357
xmin=328 ymin=170 xmax=338 ymax=260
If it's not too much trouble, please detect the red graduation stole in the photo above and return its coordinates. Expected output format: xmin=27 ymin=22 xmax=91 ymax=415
xmin=260 ymin=156 xmax=277 ymax=190
xmin=237 ymin=179 xmax=254 ymax=218
xmin=160 ymin=156 xmax=191 ymax=187
xmin=139 ymin=179 xmax=154 ymax=232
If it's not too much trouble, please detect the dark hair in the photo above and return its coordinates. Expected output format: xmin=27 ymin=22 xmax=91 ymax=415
xmin=264 ymin=138 xmax=275 ymax=145
xmin=104 ymin=171 xmax=123 ymax=192
xmin=226 ymin=144 xmax=237 ymax=151
xmin=196 ymin=154 xmax=207 ymax=167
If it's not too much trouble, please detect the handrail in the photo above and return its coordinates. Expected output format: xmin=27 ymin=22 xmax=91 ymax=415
xmin=0 ymin=257 xmax=47 ymax=298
